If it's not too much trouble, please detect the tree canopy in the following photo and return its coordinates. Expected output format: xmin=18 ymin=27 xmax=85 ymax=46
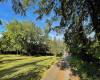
xmin=0 ymin=20 xmax=65 ymax=56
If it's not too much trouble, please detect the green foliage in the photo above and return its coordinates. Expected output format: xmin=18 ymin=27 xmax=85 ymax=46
xmin=0 ymin=20 xmax=65 ymax=56
xmin=69 ymin=55 xmax=100 ymax=80
xmin=0 ymin=20 xmax=48 ymax=55
xmin=47 ymin=38 xmax=66 ymax=56
xmin=88 ymin=39 xmax=100 ymax=59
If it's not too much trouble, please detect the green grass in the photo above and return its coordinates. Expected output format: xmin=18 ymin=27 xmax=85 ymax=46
xmin=0 ymin=54 xmax=58 ymax=80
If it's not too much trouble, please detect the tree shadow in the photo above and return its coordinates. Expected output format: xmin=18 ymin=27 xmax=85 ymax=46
xmin=0 ymin=58 xmax=51 ymax=80
xmin=0 ymin=56 xmax=4 ymax=60
xmin=56 ymin=60 xmax=70 ymax=70
xmin=9 ymin=65 xmax=46 ymax=80
xmin=0 ymin=58 xmax=27 ymax=64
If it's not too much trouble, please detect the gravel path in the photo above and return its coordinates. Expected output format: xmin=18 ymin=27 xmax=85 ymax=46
xmin=41 ymin=64 xmax=80 ymax=80
xmin=41 ymin=65 xmax=64 ymax=80
xmin=41 ymin=53 xmax=80 ymax=80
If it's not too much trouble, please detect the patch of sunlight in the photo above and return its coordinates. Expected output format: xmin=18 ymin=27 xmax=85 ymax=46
xmin=37 ymin=57 xmax=57 ymax=66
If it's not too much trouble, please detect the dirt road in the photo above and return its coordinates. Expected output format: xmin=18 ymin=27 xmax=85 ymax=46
xmin=41 ymin=64 xmax=80 ymax=80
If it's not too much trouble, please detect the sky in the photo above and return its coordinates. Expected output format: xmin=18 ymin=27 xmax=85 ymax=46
xmin=0 ymin=1 xmax=63 ymax=40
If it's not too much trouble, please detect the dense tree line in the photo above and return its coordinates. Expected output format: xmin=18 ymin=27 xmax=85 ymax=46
xmin=0 ymin=20 xmax=65 ymax=56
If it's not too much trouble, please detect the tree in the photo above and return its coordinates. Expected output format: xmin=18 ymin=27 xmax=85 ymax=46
xmin=0 ymin=20 xmax=50 ymax=55
xmin=46 ymin=37 xmax=66 ymax=56
xmin=28 ymin=0 xmax=99 ymax=61
xmin=30 ymin=0 xmax=100 ymax=79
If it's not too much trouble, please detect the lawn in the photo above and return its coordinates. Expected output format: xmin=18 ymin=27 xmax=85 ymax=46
xmin=0 ymin=54 xmax=58 ymax=80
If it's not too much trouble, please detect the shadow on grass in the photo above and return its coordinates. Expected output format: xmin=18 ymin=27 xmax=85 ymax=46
xmin=0 ymin=58 xmax=51 ymax=80
xmin=0 ymin=58 xmax=27 ymax=64
xmin=9 ymin=65 xmax=45 ymax=80
xmin=0 ymin=56 xmax=4 ymax=60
